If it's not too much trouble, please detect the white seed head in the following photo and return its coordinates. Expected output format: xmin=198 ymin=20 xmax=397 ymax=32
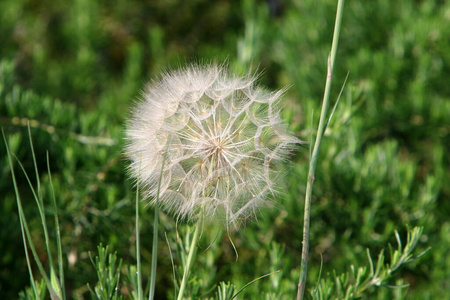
xmin=125 ymin=64 xmax=301 ymax=227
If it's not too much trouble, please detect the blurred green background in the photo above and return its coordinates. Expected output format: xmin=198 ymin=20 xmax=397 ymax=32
xmin=1 ymin=0 xmax=449 ymax=299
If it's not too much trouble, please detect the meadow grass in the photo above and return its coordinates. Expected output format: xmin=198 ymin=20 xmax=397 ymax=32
xmin=1 ymin=0 xmax=448 ymax=299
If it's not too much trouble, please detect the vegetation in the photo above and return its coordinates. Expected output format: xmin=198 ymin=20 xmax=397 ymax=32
xmin=1 ymin=0 xmax=448 ymax=299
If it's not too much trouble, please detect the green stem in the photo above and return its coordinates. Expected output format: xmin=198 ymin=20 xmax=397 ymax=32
xmin=149 ymin=154 xmax=166 ymax=300
xmin=177 ymin=220 xmax=202 ymax=300
xmin=136 ymin=180 xmax=143 ymax=300
xmin=47 ymin=152 xmax=66 ymax=300
xmin=3 ymin=130 xmax=54 ymax=299
xmin=297 ymin=1 xmax=345 ymax=299
xmin=28 ymin=125 xmax=54 ymax=274
xmin=148 ymin=205 xmax=159 ymax=300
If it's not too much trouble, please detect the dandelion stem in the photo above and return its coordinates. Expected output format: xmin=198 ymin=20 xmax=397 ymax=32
xmin=177 ymin=219 xmax=202 ymax=300
xmin=148 ymin=204 xmax=159 ymax=300
xmin=149 ymin=153 xmax=167 ymax=300
xmin=136 ymin=179 xmax=143 ymax=300
xmin=297 ymin=1 xmax=345 ymax=299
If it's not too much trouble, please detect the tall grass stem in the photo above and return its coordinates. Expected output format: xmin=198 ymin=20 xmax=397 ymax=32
xmin=135 ymin=179 xmax=143 ymax=300
xmin=176 ymin=219 xmax=202 ymax=300
xmin=148 ymin=202 xmax=159 ymax=300
xmin=3 ymin=130 xmax=56 ymax=298
xmin=47 ymin=151 xmax=66 ymax=300
xmin=297 ymin=1 xmax=345 ymax=299
xmin=3 ymin=130 xmax=38 ymax=297
xmin=149 ymin=153 xmax=167 ymax=300
xmin=28 ymin=125 xmax=57 ymax=288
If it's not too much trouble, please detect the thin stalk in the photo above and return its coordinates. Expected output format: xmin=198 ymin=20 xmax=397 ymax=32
xmin=3 ymin=130 xmax=56 ymax=298
xmin=148 ymin=198 xmax=159 ymax=300
xmin=136 ymin=180 xmax=143 ymax=300
xmin=297 ymin=1 xmax=345 ymax=299
xmin=47 ymin=151 xmax=66 ymax=300
xmin=149 ymin=154 xmax=167 ymax=300
xmin=28 ymin=125 xmax=56 ymax=279
xmin=3 ymin=131 xmax=38 ymax=298
xmin=176 ymin=219 xmax=202 ymax=300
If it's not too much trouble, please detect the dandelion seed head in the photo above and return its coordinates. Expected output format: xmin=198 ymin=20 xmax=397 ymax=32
xmin=125 ymin=64 xmax=301 ymax=228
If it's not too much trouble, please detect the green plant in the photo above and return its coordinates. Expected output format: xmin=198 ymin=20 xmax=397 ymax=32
xmin=1 ymin=0 xmax=447 ymax=299
xmin=87 ymin=244 xmax=123 ymax=300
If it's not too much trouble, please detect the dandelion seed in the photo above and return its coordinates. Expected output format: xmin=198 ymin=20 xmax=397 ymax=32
xmin=125 ymin=63 xmax=301 ymax=227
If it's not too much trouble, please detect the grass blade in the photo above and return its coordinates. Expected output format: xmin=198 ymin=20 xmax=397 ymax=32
xmin=3 ymin=129 xmax=57 ymax=299
xmin=27 ymin=124 xmax=57 ymax=289
xmin=3 ymin=129 xmax=39 ymax=298
xmin=47 ymin=151 xmax=66 ymax=300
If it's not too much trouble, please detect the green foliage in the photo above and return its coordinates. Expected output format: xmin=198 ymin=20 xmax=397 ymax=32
xmin=1 ymin=0 xmax=448 ymax=299
xmin=3 ymin=126 xmax=65 ymax=300
xmin=18 ymin=280 xmax=46 ymax=300
xmin=87 ymin=245 xmax=123 ymax=300
xmin=215 ymin=282 xmax=235 ymax=300
xmin=311 ymin=227 xmax=428 ymax=300
xmin=1 ymin=59 xmax=132 ymax=298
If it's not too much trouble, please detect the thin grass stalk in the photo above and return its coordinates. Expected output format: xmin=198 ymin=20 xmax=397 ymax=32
xmin=3 ymin=131 xmax=39 ymax=298
xmin=164 ymin=232 xmax=178 ymax=297
xmin=148 ymin=152 xmax=166 ymax=300
xmin=297 ymin=1 xmax=345 ymax=299
xmin=47 ymin=151 xmax=66 ymax=299
xmin=230 ymin=270 xmax=281 ymax=300
xmin=28 ymin=125 xmax=57 ymax=286
xmin=135 ymin=178 xmax=144 ymax=300
xmin=149 ymin=153 xmax=167 ymax=300
xmin=176 ymin=218 xmax=202 ymax=300
xmin=16 ymin=156 xmax=60 ymax=297
xmin=148 ymin=197 xmax=159 ymax=300
xmin=3 ymin=130 xmax=56 ymax=298
xmin=15 ymin=174 xmax=41 ymax=299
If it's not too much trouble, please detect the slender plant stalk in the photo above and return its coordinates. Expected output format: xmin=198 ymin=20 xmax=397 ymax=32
xmin=148 ymin=201 xmax=159 ymax=300
xmin=3 ymin=130 xmax=57 ymax=299
xmin=28 ymin=126 xmax=53 ymax=272
xmin=29 ymin=125 xmax=65 ymax=299
xmin=28 ymin=125 xmax=58 ymax=290
xmin=135 ymin=180 xmax=143 ymax=300
xmin=47 ymin=151 xmax=66 ymax=300
xmin=149 ymin=154 xmax=167 ymax=300
xmin=3 ymin=131 xmax=38 ymax=298
xmin=297 ymin=1 xmax=345 ymax=299
xmin=176 ymin=219 xmax=202 ymax=300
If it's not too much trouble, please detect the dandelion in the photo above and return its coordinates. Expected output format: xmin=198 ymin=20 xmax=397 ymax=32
xmin=125 ymin=63 xmax=300 ymax=227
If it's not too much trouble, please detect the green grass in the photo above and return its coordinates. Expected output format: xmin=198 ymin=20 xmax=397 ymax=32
xmin=1 ymin=0 xmax=449 ymax=299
